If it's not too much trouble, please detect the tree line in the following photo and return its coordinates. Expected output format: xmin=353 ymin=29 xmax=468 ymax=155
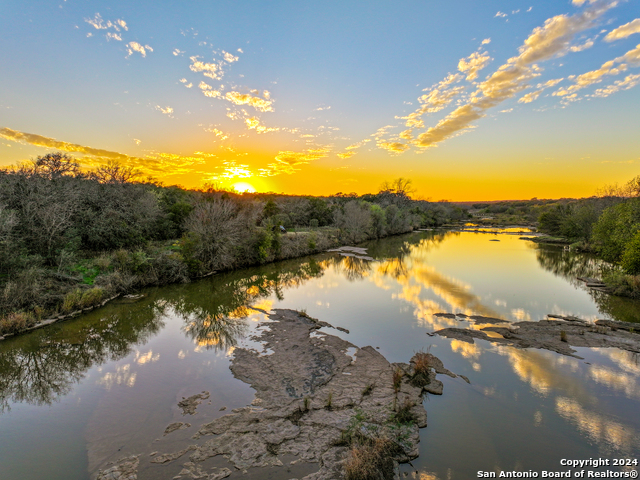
xmin=0 ymin=153 xmax=468 ymax=332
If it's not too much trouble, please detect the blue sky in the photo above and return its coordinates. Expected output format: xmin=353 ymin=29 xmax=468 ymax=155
xmin=1 ymin=0 xmax=639 ymax=199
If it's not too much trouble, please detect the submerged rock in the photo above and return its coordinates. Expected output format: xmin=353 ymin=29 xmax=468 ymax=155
xmin=163 ymin=422 xmax=191 ymax=436
xmin=435 ymin=318 xmax=640 ymax=358
xmin=97 ymin=455 xmax=139 ymax=480
xmin=178 ymin=392 xmax=210 ymax=416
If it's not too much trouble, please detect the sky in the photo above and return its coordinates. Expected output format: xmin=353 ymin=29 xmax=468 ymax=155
xmin=1 ymin=0 xmax=639 ymax=201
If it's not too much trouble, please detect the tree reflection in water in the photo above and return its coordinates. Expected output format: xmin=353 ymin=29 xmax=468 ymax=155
xmin=0 ymin=231 xmax=454 ymax=411
xmin=534 ymin=245 xmax=640 ymax=322
xmin=0 ymin=304 xmax=165 ymax=412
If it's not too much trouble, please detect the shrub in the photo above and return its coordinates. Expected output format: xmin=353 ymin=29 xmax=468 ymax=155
xmin=344 ymin=437 xmax=401 ymax=480
xmin=621 ymin=231 xmax=640 ymax=275
xmin=79 ymin=287 xmax=104 ymax=308
xmin=62 ymin=288 xmax=83 ymax=313
xmin=0 ymin=311 xmax=35 ymax=335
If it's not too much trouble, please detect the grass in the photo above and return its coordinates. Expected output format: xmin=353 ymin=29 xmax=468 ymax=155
xmin=409 ymin=350 xmax=432 ymax=388
xmin=391 ymin=399 xmax=417 ymax=426
xmin=0 ymin=311 xmax=36 ymax=335
xmin=560 ymin=330 xmax=568 ymax=342
xmin=392 ymin=368 xmax=403 ymax=395
xmin=325 ymin=390 xmax=333 ymax=410
xmin=343 ymin=437 xmax=402 ymax=480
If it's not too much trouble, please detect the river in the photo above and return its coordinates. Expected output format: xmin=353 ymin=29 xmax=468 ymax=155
xmin=1 ymin=228 xmax=639 ymax=479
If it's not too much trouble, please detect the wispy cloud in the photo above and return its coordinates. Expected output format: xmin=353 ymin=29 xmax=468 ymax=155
xmin=605 ymin=19 xmax=640 ymax=41
xmin=244 ymin=117 xmax=279 ymax=134
xmin=261 ymin=147 xmax=331 ymax=176
xmin=0 ymin=127 xmax=204 ymax=175
xmin=592 ymin=72 xmax=640 ymax=97
xmin=554 ymin=41 xmax=640 ymax=99
xmin=85 ymin=13 xmax=127 ymax=32
xmin=224 ymin=91 xmax=274 ymax=112
xmin=409 ymin=1 xmax=616 ymax=150
xmin=458 ymin=51 xmax=492 ymax=81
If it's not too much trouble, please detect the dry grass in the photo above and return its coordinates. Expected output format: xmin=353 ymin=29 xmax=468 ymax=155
xmin=344 ymin=437 xmax=401 ymax=480
xmin=0 ymin=311 xmax=36 ymax=335
xmin=392 ymin=368 xmax=403 ymax=394
xmin=560 ymin=330 xmax=568 ymax=342
xmin=409 ymin=350 xmax=432 ymax=388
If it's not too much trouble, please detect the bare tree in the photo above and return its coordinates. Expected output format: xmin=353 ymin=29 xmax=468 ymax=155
xmin=334 ymin=200 xmax=372 ymax=243
xmin=379 ymin=177 xmax=415 ymax=197
xmin=91 ymin=160 xmax=140 ymax=184
xmin=184 ymin=199 xmax=256 ymax=270
xmin=18 ymin=153 xmax=82 ymax=179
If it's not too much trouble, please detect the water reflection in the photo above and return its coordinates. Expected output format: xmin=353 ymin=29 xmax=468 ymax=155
xmin=0 ymin=305 xmax=164 ymax=412
xmin=534 ymin=246 xmax=640 ymax=322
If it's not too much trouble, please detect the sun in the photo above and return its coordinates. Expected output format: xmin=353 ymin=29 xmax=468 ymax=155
xmin=231 ymin=182 xmax=256 ymax=193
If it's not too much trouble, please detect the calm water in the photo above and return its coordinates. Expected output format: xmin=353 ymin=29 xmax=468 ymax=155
xmin=1 ymin=229 xmax=639 ymax=479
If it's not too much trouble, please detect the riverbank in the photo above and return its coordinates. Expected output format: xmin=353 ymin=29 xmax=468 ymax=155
xmin=0 ymin=226 xmax=428 ymax=340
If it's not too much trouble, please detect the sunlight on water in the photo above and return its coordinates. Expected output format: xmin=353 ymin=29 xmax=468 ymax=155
xmin=0 ymin=230 xmax=638 ymax=479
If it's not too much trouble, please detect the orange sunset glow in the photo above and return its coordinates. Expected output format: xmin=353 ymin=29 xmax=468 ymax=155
xmin=1 ymin=1 xmax=639 ymax=199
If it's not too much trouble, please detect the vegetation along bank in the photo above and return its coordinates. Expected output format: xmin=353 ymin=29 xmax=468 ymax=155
xmin=0 ymin=153 xmax=468 ymax=337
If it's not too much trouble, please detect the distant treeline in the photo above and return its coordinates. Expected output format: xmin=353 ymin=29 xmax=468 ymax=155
xmin=470 ymin=177 xmax=640 ymax=297
xmin=0 ymin=153 xmax=468 ymax=332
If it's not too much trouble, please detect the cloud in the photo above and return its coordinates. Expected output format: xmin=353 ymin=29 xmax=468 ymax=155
xmin=411 ymin=3 xmax=615 ymax=149
xmin=495 ymin=11 xmax=508 ymax=18
xmin=224 ymin=91 xmax=274 ymax=112
xmin=518 ymin=78 xmax=565 ymax=104
xmin=173 ymin=48 xmax=185 ymax=56
xmin=605 ymin=19 xmax=640 ymax=41
xmin=244 ymin=117 xmax=279 ymax=134
xmin=398 ymin=76 xmax=464 ymax=129
xmin=458 ymin=51 xmax=492 ymax=81
xmin=553 ymin=41 xmax=640 ymax=98
xmin=261 ymin=147 xmax=330 ymax=175
xmin=198 ymin=81 xmax=222 ymax=98
xmin=213 ymin=161 xmax=253 ymax=180
xmin=204 ymin=127 xmax=229 ymax=140
xmin=0 ymin=127 xmax=204 ymax=175
xmin=222 ymin=51 xmax=239 ymax=63
xmin=189 ymin=56 xmax=222 ymax=80
xmin=570 ymin=38 xmax=595 ymax=52
xmin=377 ymin=141 xmax=410 ymax=154
xmin=554 ymin=60 xmax=626 ymax=96
xmin=592 ymin=72 xmax=640 ymax=97
xmin=337 ymin=139 xmax=370 ymax=158
xmin=85 ymin=14 xmax=130 ymax=43
xmin=518 ymin=90 xmax=543 ymax=103
xmin=155 ymin=105 xmax=174 ymax=117
xmin=106 ymin=32 xmax=122 ymax=41
xmin=481 ymin=38 xmax=491 ymax=45
xmin=126 ymin=42 xmax=152 ymax=58
xmin=618 ymin=43 xmax=640 ymax=65
xmin=179 ymin=78 xmax=193 ymax=88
